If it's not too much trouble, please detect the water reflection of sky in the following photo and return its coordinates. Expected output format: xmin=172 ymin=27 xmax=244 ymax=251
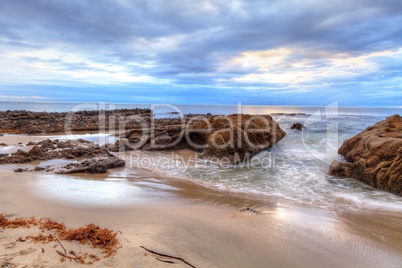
xmin=62 ymin=133 xmax=118 ymax=146
xmin=33 ymin=174 xmax=173 ymax=206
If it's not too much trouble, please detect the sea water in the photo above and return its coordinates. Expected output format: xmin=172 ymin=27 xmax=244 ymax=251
xmin=137 ymin=111 xmax=402 ymax=212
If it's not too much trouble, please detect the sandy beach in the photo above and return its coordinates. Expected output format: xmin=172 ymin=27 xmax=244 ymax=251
xmin=2 ymin=0 xmax=402 ymax=265
xmin=1 ymin=134 xmax=402 ymax=267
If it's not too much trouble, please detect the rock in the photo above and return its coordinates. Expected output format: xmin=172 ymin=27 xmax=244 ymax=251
xmin=87 ymin=164 xmax=108 ymax=174
xmin=0 ymin=143 xmax=7 ymax=146
xmin=26 ymin=141 xmax=37 ymax=146
xmin=0 ymin=139 xmax=125 ymax=174
xmin=37 ymin=139 xmax=55 ymax=149
xmin=14 ymin=168 xmax=24 ymax=172
xmin=188 ymin=114 xmax=286 ymax=164
xmin=118 ymin=114 xmax=286 ymax=164
xmin=0 ymin=108 xmax=152 ymax=134
xmin=29 ymin=146 xmax=46 ymax=159
xmin=34 ymin=166 xmax=45 ymax=171
xmin=56 ymin=157 xmax=125 ymax=174
xmin=291 ymin=123 xmax=304 ymax=130
xmin=329 ymin=114 xmax=402 ymax=196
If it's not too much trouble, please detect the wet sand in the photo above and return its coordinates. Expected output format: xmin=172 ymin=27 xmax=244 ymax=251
xmin=1 ymin=135 xmax=402 ymax=267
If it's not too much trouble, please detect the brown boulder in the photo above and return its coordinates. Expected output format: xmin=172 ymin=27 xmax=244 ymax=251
xmin=291 ymin=123 xmax=304 ymax=130
xmin=188 ymin=114 xmax=286 ymax=164
xmin=115 ymin=114 xmax=286 ymax=164
xmin=329 ymin=114 xmax=402 ymax=195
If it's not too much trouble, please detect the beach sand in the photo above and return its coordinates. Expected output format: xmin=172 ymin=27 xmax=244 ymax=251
xmin=1 ymin=135 xmax=402 ymax=267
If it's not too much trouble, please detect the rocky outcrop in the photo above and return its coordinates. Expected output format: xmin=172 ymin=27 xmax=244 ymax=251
xmin=56 ymin=157 xmax=126 ymax=174
xmin=0 ymin=139 xmax=125 ymax=174
xmin=113 ymin=114 xmax=286 ymax=164
xmin=291 ymin=123 xmax=304 ymax=130
xmin=329 ymin=114 xmax=402 ymax=195
xmin=106 ymin=116 xmax=214 ymax=152
xmin=189 ymin=114 xmax=286 ymax=164
xmin=0 ymin=109 xmax=151 ymax=134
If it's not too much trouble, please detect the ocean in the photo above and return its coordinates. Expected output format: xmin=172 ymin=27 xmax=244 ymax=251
xmin=1 ymin=101 xmax=402 ymax=212
xmin=0 ymin=101 xmax=401 ymax=116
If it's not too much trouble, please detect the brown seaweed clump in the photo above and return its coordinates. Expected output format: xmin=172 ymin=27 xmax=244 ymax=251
xmin=0 ymin=214 xmax=121 ymax=264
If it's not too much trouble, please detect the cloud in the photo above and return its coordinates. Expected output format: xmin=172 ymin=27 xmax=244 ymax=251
xmin=0 ymin=95 xmax=45 ymax=100
xmin=0 ymin=0 xmax=401 ymax=105
xmin=223 ymin=49 xmax=400 ymax=85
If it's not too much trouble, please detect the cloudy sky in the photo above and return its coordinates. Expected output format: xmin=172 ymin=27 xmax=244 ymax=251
xmin=0 ymin=0 xmax=401 ymax=106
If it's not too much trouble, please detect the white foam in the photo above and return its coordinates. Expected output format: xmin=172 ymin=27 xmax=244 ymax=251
xmin=161 ymin=114 xmax=402 ymax=212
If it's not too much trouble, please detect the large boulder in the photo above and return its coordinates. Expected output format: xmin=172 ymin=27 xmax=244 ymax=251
xmin=329 ymin=114 xmax=402 ymax=195
xmin=115 ymin=114 xmax=286 ymax=164
xmin=187 ymin=114 xmax=286 ymax=164
xmin=122 ymin=123 xmax=188 ymax=151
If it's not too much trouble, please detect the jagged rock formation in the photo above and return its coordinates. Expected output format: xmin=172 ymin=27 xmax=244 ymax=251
xmin=189 ymin=114 xmax=286 ymax=164
xmin=111 ymin=114 xmax=286 ymax=164
xmin=0 ymin=109 xmax=151 ymax=134
xmin=0 ymin=139 xmax=125 ymax=174
xmin=329 ymin=114 xmax=402 ymax=196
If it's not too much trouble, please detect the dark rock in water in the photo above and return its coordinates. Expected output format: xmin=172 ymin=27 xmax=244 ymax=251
xmin=0 ymin=143 xmax=7 ymax=146
xmin=189 ymin=114 xmax=286 ymax=164
xmin=329 ymin=114 xmax=402 ymax=196
xmin=115 ymin=114 xmax=286 ymax=164
xmin=291 ymin=123 xmax=304 ymax=130
xmin=14 ymin=168 xmax=24 ymax=172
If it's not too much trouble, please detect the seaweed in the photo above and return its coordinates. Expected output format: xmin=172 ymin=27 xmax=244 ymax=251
xmin=0 ymin=214 xmax=121 ymax=264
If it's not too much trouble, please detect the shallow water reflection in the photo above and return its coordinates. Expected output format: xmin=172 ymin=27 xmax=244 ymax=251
xmin=33 ymin=173 xmax=173 ymax=206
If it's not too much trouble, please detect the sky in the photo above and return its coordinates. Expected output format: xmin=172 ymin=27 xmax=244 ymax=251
xmin=0 ymin=0 xmax=401 ymax=106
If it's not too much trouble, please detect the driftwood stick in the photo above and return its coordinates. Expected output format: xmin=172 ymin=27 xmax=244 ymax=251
xmin=56 ymin=250 xmax=74 ymax=260
xmin=140 ymin=246 xmax=196 ymax=268
xmin=156 ymin=258 xmax=175 ymax=264
xmin=56 ymin=238 xmax=67 ymax=255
